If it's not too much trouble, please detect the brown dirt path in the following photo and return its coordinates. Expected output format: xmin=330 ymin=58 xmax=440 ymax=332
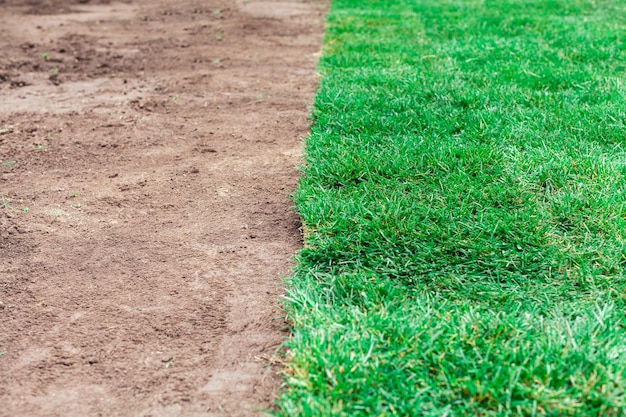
xmin=0 ymin=1 xmax=326 ymax=415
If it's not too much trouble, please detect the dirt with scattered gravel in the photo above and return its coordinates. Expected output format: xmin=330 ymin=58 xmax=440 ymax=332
xmin=0 ymin=0 xmax=326 ymax=415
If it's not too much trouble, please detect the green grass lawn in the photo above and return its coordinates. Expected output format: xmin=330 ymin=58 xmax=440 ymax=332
xmin=277 ymin=0 xmax=626 ymax=415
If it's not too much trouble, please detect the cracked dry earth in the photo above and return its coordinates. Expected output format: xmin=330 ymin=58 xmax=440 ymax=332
xmin=0 ymin=0 xmax=326 ymax=415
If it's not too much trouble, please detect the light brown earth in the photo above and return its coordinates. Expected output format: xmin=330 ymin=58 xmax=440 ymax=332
xmin=0 ymin=0 xmax=326 ymax=415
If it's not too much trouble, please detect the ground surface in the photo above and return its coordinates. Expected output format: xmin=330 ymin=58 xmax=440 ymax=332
xmin=0 ymin=0 xmax=325 ymax=415
xmin=279 ymin=1 xmax=626 ymax=415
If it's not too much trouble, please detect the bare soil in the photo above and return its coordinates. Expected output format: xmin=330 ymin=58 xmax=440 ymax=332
xmin=0 ymin=1 xmax=326 ymax=415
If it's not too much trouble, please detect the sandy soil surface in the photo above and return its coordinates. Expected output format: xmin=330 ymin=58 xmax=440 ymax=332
xmin=0 ymin=0 xmax=326 ymax=415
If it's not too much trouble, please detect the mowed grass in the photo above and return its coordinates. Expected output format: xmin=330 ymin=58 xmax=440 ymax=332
xmin=277 ymin=0 xmax=626 ymax=416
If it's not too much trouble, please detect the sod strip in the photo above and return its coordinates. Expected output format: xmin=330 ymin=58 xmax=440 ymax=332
xmin=278 ymin=0 xmax=626 ymax=415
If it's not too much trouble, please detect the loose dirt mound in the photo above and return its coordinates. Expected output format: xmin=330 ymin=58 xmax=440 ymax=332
xmin=0 ymin=0 xmax=326 ymax=415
